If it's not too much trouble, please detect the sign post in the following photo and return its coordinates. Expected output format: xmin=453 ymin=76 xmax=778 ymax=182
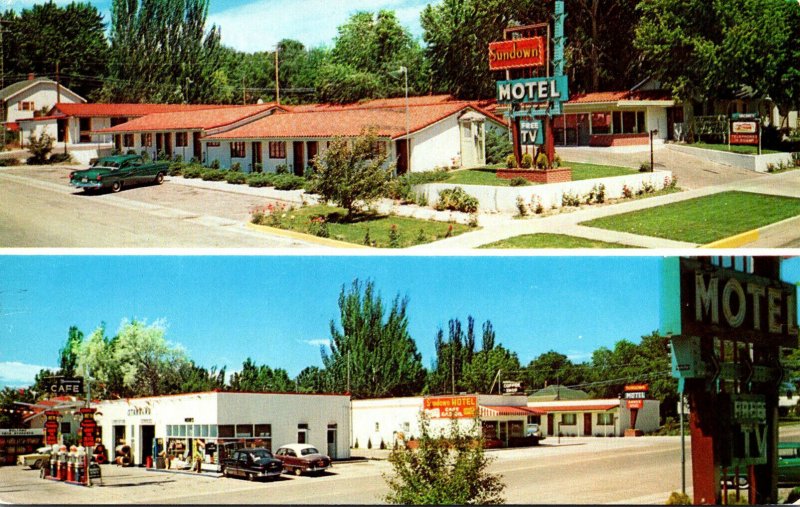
xmin=663 ymin=257 xmax=798 ymax=504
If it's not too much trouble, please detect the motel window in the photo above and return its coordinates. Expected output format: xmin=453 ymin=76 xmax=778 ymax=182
xmin=176 ymin=132 xmax=188 ymax=147
xmin=18 ymin=101 xmax=34 ymax=111
xmin=218 ymin=425 xmax=235 ymax=438
xmin=269 ymin=141 xmax=286 ymax=159
xmin=122 ymin=133 xmax=134 ymax=147
xmin=597 ymin=413 xmax=614 ymax=426
xmin=80 ymin=117 xmax=92 ymax=143
xmin=561 ymin=413 xmax=577 ymax=426
xmin=230 ymin=142 xmax=246 ymax=158
xmin=461 ymin=122 xmax=472 ymax=139
xmin=298 ymin=423 xmax=309 ymax=444
xmin=591 ymin=113 xmax=611 ymax=134
xmin=636 ymin=111 xmax=646 ymax=134
xmin=141 ymin=133 xmax=152 ymax=147
xmin=622 ymin=111 xmax=637 ymax=134
xmin=527 ymin=415 xmax=540 ymax=425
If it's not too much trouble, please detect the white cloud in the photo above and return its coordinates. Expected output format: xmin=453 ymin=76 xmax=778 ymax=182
xmin=300 ymin=338 xmax=331 ymax=348
xmin=209 ymin=0 xmax=426 ymax=53
xmin=0 ymin=361 xmax=53 ymax=387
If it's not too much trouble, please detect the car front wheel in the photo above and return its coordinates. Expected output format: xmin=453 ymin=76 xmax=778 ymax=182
xmin=111 ymin=181 xmax=122 ymax=193
xmin=294 ymin=467 xmax=302 ymax=476
xmin=155 ymin=172 xmax=164 ymax=185
xmin=247 ymin=472 xmax=255 ymax=481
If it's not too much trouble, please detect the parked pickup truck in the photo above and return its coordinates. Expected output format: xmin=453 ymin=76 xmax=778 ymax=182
xmin=221 ymin=448 xmax=283 ymax=481
xmin=69 ymin=154 xmax=169 ymax=193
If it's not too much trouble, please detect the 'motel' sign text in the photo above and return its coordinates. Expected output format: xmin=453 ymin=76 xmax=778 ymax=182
xmin=496 ymin=76 xmax=569 ymax=105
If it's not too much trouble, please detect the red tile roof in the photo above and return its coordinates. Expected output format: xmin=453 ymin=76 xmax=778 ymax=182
xmin=568 ymin=90 xmax=673 ymax=104
xmin=208 ymin=101 xmax=503 ymax=140
xmin=96 ymin=104 xmax=278 ymax=133
xmin=53 ymin=103 xmax=238 ymax=118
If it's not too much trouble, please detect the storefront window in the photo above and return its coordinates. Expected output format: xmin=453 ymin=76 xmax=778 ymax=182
xmin=561 ymin=413 xmax=577 ymax=426
xmin=218 ymin=425 xmax=234 ymax=438
xmin=178 ymin=425 xmax=186 ymax=437
xmin=509 ymin=421 xmax=524 ymax=438
xmin=236 ymin=424 xmax=253 ymax=438
xmin=254 ymin=424 xmax=271 ymax=438
xmin=637 ymin=111 xmax=646 ymax=134
xmin=482 ymin=421 xmax=498 ymax=440
xmin=210 ymin=425 xmax=218 ymax=438
xmin=200 ymin=425 xmax=209 ymax=437
xmin=622 ymin=111 xmax=636 ymax=134
xmin=591 ymin=113 xmax=611 ymax=134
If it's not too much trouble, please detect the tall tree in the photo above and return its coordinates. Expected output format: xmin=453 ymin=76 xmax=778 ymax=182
xmin=4 ymin=2 xmax=109 ymax=99
xmin=318 ymin=10 xmax=429 ymax=103
xmin=75 ymin=324 xmax=127 ymax=399
xmin=462 ymin=345 xmax=522 ymax=394
xmin=322 ymin=279 xmax=426 ymax=399
xmin=228 ymin=358 xmax=293 ymax=392
xmin=102 ymin=0 xmax=222 ymax=103
xmin=525 ymin=351 xmax=586 ymax=392
xmin=421 ymin=0 xmax=548 ymax=98
xmin=175 ymin=362 xmax=225 ymax=393
xmin=58 ymin=326 xmax=84 ymax=377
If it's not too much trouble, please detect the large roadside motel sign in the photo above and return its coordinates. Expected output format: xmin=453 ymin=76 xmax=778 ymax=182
xmin=661 ymin=257 xmax=798 ymax=504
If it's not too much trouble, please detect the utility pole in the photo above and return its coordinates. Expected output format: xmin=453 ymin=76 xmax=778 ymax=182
xmin=274 ymin=45 xmax=280 ymax=105
xmin=242 ymin=76 xmax=246 ymax=105
xmin=56 ymin=61 xmax=61 ymax=104
xmin=0 ymin=17 xmax=7 ymax=152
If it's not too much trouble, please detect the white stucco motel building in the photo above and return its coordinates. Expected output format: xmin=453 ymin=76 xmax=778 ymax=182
xmin=527 ymin=398 xmax=660 ymax=437
xmin=95 ymin=392 xmax=351 ymax=470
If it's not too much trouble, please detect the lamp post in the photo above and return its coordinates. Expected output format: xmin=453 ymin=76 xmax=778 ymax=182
xmin=649 ymin=129 xmax=659 ymax=172
xmin=398 ymin=66 xmax=410 ymax=174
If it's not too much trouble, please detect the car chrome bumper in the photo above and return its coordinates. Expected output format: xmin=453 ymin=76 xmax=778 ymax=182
xmin=71 ymin=181 xmax=103 ymax=189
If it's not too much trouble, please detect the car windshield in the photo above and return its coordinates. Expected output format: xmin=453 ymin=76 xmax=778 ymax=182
xmin=301 ymin=447 xmax=319 ymax=456
xmin=251 ymin=449 xmax=274 ymax=460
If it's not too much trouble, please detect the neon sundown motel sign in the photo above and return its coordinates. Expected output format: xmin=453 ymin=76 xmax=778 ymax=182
xmin=488 ymin=37 xmax=545 ymax=70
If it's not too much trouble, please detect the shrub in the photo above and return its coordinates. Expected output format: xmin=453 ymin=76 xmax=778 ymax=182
xmin=665 ymin=491 xmax=691 ymax=505
xmin=552 ymin=153 xmax=562 ymax=168
xmin=246 ymin=173 xmax=274 ymax=187
xmin=385 ymin=415 xmax=505 ymax=504
xmin=594 ymin=184 xmax=606 ymax=204
xmin=561 ymin=190 xmax=581 ymax=207
xmin=140 ymin=150 xmax=151 ymax=163
xmin=0 ymin=158 xmax=20 ymax=166
xmin=520 ymin=153 xmax=533 ymax=169
xmin=209 ymin=159 xmax=221 ymax=170
xmin=416 ymin=228 xmax=426 ymax=243
xmin=388 ymin=224 xmax=400 ymax=248
xmin=639 ymin=161 xmax=651 ymax=172
xmin=308 ymin=216 xmax=330 ymax=238
xmin=792 ymin=152 xmax=800 ymax=166
xmin=509 ymin=177 xmax=529 ymax=187
xmin=485 ymin=127 xmax=513 ymax=165
xmin=168 ymin=161 xmax=185 ymax=176
xmin=533 ymin=197 xmax=544 ymax=214
xmin=26 ymin=132 xmax=53 ymax=164
xmin=639 ymin=180 xmax=655 ymax=195
xmin=226 ymin=171 xmax=247 ymax=184
xmin=434 ymin=187 xmax=478 ymax=213
xmin=201 ymin=169 xmax=226 ymax=181
xmin=276 ymin=164 xmax=289 ymax=175
xmin=468 ymin=213 xmax=479 ymax=227
xmin=535 ymin=153 xmax=549 ymax=169
xmin=182 ymin=164 xmax=204 ymax=179
xmin=415 ymin=192 xmax=429 ymax=207
xmin=363 ymin=228 xmax=373 ymax=246
xmin=49 ymin=153 xmax=73 ymax=164
xmin=273 ymin=174 xmax=305 ymax=190
xmin=230 ymin=162 xmax=241 ymax=172
xmin=515 ymin=195 xmax=528 ymax=217
xmin=620 ymin=184 xmax=632 ymax=199
xmin=253 ymin=162 xmax=263 ymax=173
xmin=505 ymin=154 xmax=516 ymax=168
xmin=156 ymin=150 xmax=167 ymax=161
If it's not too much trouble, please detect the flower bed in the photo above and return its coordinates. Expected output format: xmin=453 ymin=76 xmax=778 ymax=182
xmin=496 ymin=167 xmax=572 ymax=184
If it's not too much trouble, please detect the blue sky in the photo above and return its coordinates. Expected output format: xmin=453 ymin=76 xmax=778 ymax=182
xmin=2 ymin=255 xmax=799 ymax=388
xmin=11 ymin=0 xmax=431 ymax=52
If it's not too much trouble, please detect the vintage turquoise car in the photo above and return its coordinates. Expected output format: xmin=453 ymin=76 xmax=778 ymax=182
xmin=778 ymin=441 xmax=800 ymax=486
xmin=69 ymin=155 xmax=169 ymax=193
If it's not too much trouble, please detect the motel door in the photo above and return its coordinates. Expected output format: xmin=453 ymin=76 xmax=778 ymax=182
xmin=547 ymin=414 xmax=555 ymax=436
xmin=583 ymin=414 xmax=592 ymax=436
xmin=193 ymin=132 xmax=202 ymax=161
xmin=395 ymin=140 xmax=408 ymax=174
xmin=327 ymin=424 xmax=337 ymax=459
xmin=252 ymin=142 xmax=262 ymax=171
xmin=307 ymin=141 xmax=318 ymax=167
xmin=293 ymin=141 xmax=304 ymax=176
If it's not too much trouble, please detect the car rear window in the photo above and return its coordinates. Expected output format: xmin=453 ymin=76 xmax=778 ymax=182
xmin=301 ymin=447 xmax=319 ymax=456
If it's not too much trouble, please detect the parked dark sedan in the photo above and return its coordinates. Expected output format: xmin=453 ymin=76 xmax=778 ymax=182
xmin=221 ymin=448 xmax=283 ymax=481
xmin=274 ymin=444 xmax=331 ymax=476
xmin=69 ymin=155 xmax=169 ymax=193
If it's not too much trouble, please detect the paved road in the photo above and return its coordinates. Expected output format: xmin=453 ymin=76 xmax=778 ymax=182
xmin=0 ymin=167 xmax=316 ymax=248
xmin=0 ymin=436 xmax=692 ymax=505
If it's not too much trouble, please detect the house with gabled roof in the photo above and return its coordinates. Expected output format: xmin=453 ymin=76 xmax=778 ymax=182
xmin=203 ymin=96 xmax=507 ymax=174
xmin=1 ymin=75 xmax=85 ymax=129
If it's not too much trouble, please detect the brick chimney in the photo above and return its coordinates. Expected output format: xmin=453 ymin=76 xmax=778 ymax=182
xmin=27 ymin=73 xmax=35 ymax=81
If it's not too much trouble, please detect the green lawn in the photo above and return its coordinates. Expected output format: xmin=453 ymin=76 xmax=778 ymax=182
xmin=688 ymin=142 xmax=781 ymax=155
xmin=581 ymin=191 xmax=800 ymax=244
xmin=480 ymin=233 xmax=636 ymax=249
xmin=253 ymin=204 xmax=473 ymax=248
xmin=444 ymin=162 xmax=637 ymax=187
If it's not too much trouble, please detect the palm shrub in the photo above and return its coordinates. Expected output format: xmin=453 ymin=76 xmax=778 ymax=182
xmin=27 ymin=132 xmax=53 ymax=164
xmin=385 ymin=415 xmax=505 ymax=504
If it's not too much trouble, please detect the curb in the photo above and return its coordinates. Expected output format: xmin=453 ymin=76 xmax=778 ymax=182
xmin=701 ymin=229 xmax=759 ymax=249
xmin=245 ymin=222 xmax=371 ymax=249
